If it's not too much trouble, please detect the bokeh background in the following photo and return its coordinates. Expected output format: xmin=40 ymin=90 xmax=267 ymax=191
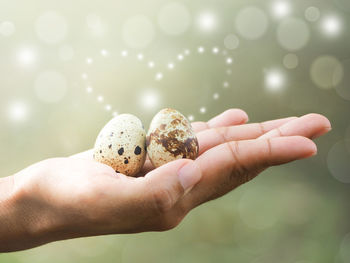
xmin=1 ymin=0 xmax=350 ymax=262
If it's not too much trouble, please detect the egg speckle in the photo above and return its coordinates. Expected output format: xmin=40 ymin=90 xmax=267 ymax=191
xmin=93 ymin=114 xmax=147 ymax=176
xmin=147 ymin=108 xmax=199 ymax=168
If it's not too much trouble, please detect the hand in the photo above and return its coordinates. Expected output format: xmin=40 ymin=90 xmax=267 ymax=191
xmin=1 ymin=110 xmax=331 ymax=252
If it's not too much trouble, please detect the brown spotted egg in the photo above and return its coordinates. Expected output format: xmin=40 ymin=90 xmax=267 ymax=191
xmin=93 ymin=114 xmax=147 ymax=176
xmin=146 ymin=108 xmax=199 ymax=168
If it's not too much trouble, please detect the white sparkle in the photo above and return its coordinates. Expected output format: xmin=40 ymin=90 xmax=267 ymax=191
xmin=213 ymin=93 xmax=220 ymax=100
xmin=223 ymin=81 xmax=230 ymax=88
xmin=86 ymin=57 xmax=93 ymax=64
xmin=177 ymin=54 xmax=184 ymax=61
xmin=212 ymin=47 xmax=220 ymax=54
xmin=16 ymin=47 xmax=37 ymax=66
xmin=167 ymin=63 xmax=175 ymax=70
xmin=137 ymin=53 xmax=144 ymax=61
xmin=148 ymin=61 xmax=155 ymax=68
xmin=272 ymin=1 xmax=291 ymax=18
xmin=226 ymin=57 xmax=233 ymax=64
xmin=82 ymin=73 xmax=88 ymax=79
xmin=86 ymin=86 xmax=93 ymax=93
xmin=155 ymin=72 xmax=163 ymax=81
xmin=101 ymin=49 xmax=108 ymax=56
xmin=198 ymin=12 xmax=217 ymax=31
xmin=188 ymin=115 xmax=195 ymax=121
xmin=184 ymin=49 xmax=190 ymax=55
xmin=321 ymin=16 xmax=342 ymax=36
xmin=105 ymin=104 xmax=112 ymax=111
xmin=97 ymin=95 xmax=104 ymax=102
xmin=112 ymin=111 xmax=118 ymax=117
xmin=7 ymin=101 xmax=28 ymax=122
xmin=141 ymin=90 xmax=159 ymax=109
xmin=265 ymin=70 xmax=285 ymax=91
xmin=198 ymin=46 xmax=205 ymax=53
xmin=121 ymin=50 xmax=128 ymax=57
xmin=200 ymin=107 xmax=207 ymax=114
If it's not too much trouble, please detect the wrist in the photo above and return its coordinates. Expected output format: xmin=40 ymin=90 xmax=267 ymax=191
xmin=0 ymin=164 xmax=65 ymax=252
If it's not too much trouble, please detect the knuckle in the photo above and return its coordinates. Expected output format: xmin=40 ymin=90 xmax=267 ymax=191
xmin=227 ymin=141 xmax=250 ymax=175
xmin=258 ymin=122 xmax=266 ymax=135
xmin=150 ymin=188 xmax=175 ymax=215
xmin=226 ymin=141 xmax=252 ymax=186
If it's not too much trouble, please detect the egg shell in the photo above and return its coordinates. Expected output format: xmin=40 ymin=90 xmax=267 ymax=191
xmin=93 ymin=114 xmax=147 ymax=177
xmin=146 ymin=108 xmax=199 ymax=168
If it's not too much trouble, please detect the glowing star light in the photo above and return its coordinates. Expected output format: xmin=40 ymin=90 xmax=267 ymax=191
xmin=272 ymin=1 xmax=290 ymax=18
xmin=7 ymin=101 xmax=28 ymax=122
xmin=212 ymin=47 xmax=220 ymax=54
xmin=226 ymin=57 xmax=233 ymax=64
xmin=97 ymin=95 xmax=104 ymax=102
xmin=137 ymin=53 xmax=144 ymax=61
xmin=100 ymin=49 xmax=108 ymax=56
xmin=198 ymin=12 xmax=216 ymax=31
xmin=105 ymin=104 xmax=112 ymax=111
xmin=167 ymin=63 xmax=175 ymax=70
xmin=322 ymin=16 xmax=342 ymax=36
xmin=141 ymin=90 xmax=159 ymax=109
xmin=155 ymin=72 xmax=163 ymax=81
xmin=265 ymin=70 xmax=285 ymax=91
xmin=16 ymin=47 xmax=36 ymax=66
xmin=198 ymin=46 xmax=205 ymax=53
xmin=86 ymin=86 xmax=93 ymax=93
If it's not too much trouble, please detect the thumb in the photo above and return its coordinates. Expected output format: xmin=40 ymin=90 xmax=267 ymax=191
xmin=142 ymin=159 xmax=202 ymax=214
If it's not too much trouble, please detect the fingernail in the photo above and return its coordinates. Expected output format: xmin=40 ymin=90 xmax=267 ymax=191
xmin=178 ymin=162 xmax=202 ymax=192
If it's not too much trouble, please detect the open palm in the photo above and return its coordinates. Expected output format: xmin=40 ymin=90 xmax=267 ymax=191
xmin=11 ymin=109 xmax=331 ymax=251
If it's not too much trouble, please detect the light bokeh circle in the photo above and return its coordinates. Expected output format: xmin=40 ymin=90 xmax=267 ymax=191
xmin=277 ymin=17 xmax=310 ymax=51
xmin=35 ymin=70 xmax=67 ymax=103
xmin=310 ymin=55 xmax=343 ymax=89
xmin=35 ymin=11 xmax=68 ymax=44
xmin=334 ymin=59 xmax=350 ymax=100
xmin=157 ymin=2 xmax=191 ymax=35
xmin=122 ymin=15 xmax=155 ymax=49
xmin=283 ymin=53 xmax=299 ymax=69
xmin=86 ymin=14 xmax=107 ymax=36
xmin=224 ymin=34 xmax=240 ymax=50
xmin=0 ymin=21 xmax=16 ymax=36
xmin=235 ymin=6 xmax=269 ymax=40
xmin=59 ymin=45 xmax=74 ymax=61
xmin=327 ymin=140 xmax=350 ymax=183
xmin=305 ymin=6 xmax=321 ymax=22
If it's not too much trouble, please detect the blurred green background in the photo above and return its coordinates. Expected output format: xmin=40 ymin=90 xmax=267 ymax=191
xmin=1 ymin=0 xmax=350 ymax=262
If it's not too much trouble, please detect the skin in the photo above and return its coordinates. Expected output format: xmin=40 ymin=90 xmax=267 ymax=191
xmin=0 ymin=109 xmax=331 ymax=252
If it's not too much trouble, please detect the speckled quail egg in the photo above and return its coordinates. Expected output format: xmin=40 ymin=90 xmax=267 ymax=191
xmin=93 ymin=114 xmax=147 ymax=176
xmin=146 ymin=108 xmax=199 ymax=168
